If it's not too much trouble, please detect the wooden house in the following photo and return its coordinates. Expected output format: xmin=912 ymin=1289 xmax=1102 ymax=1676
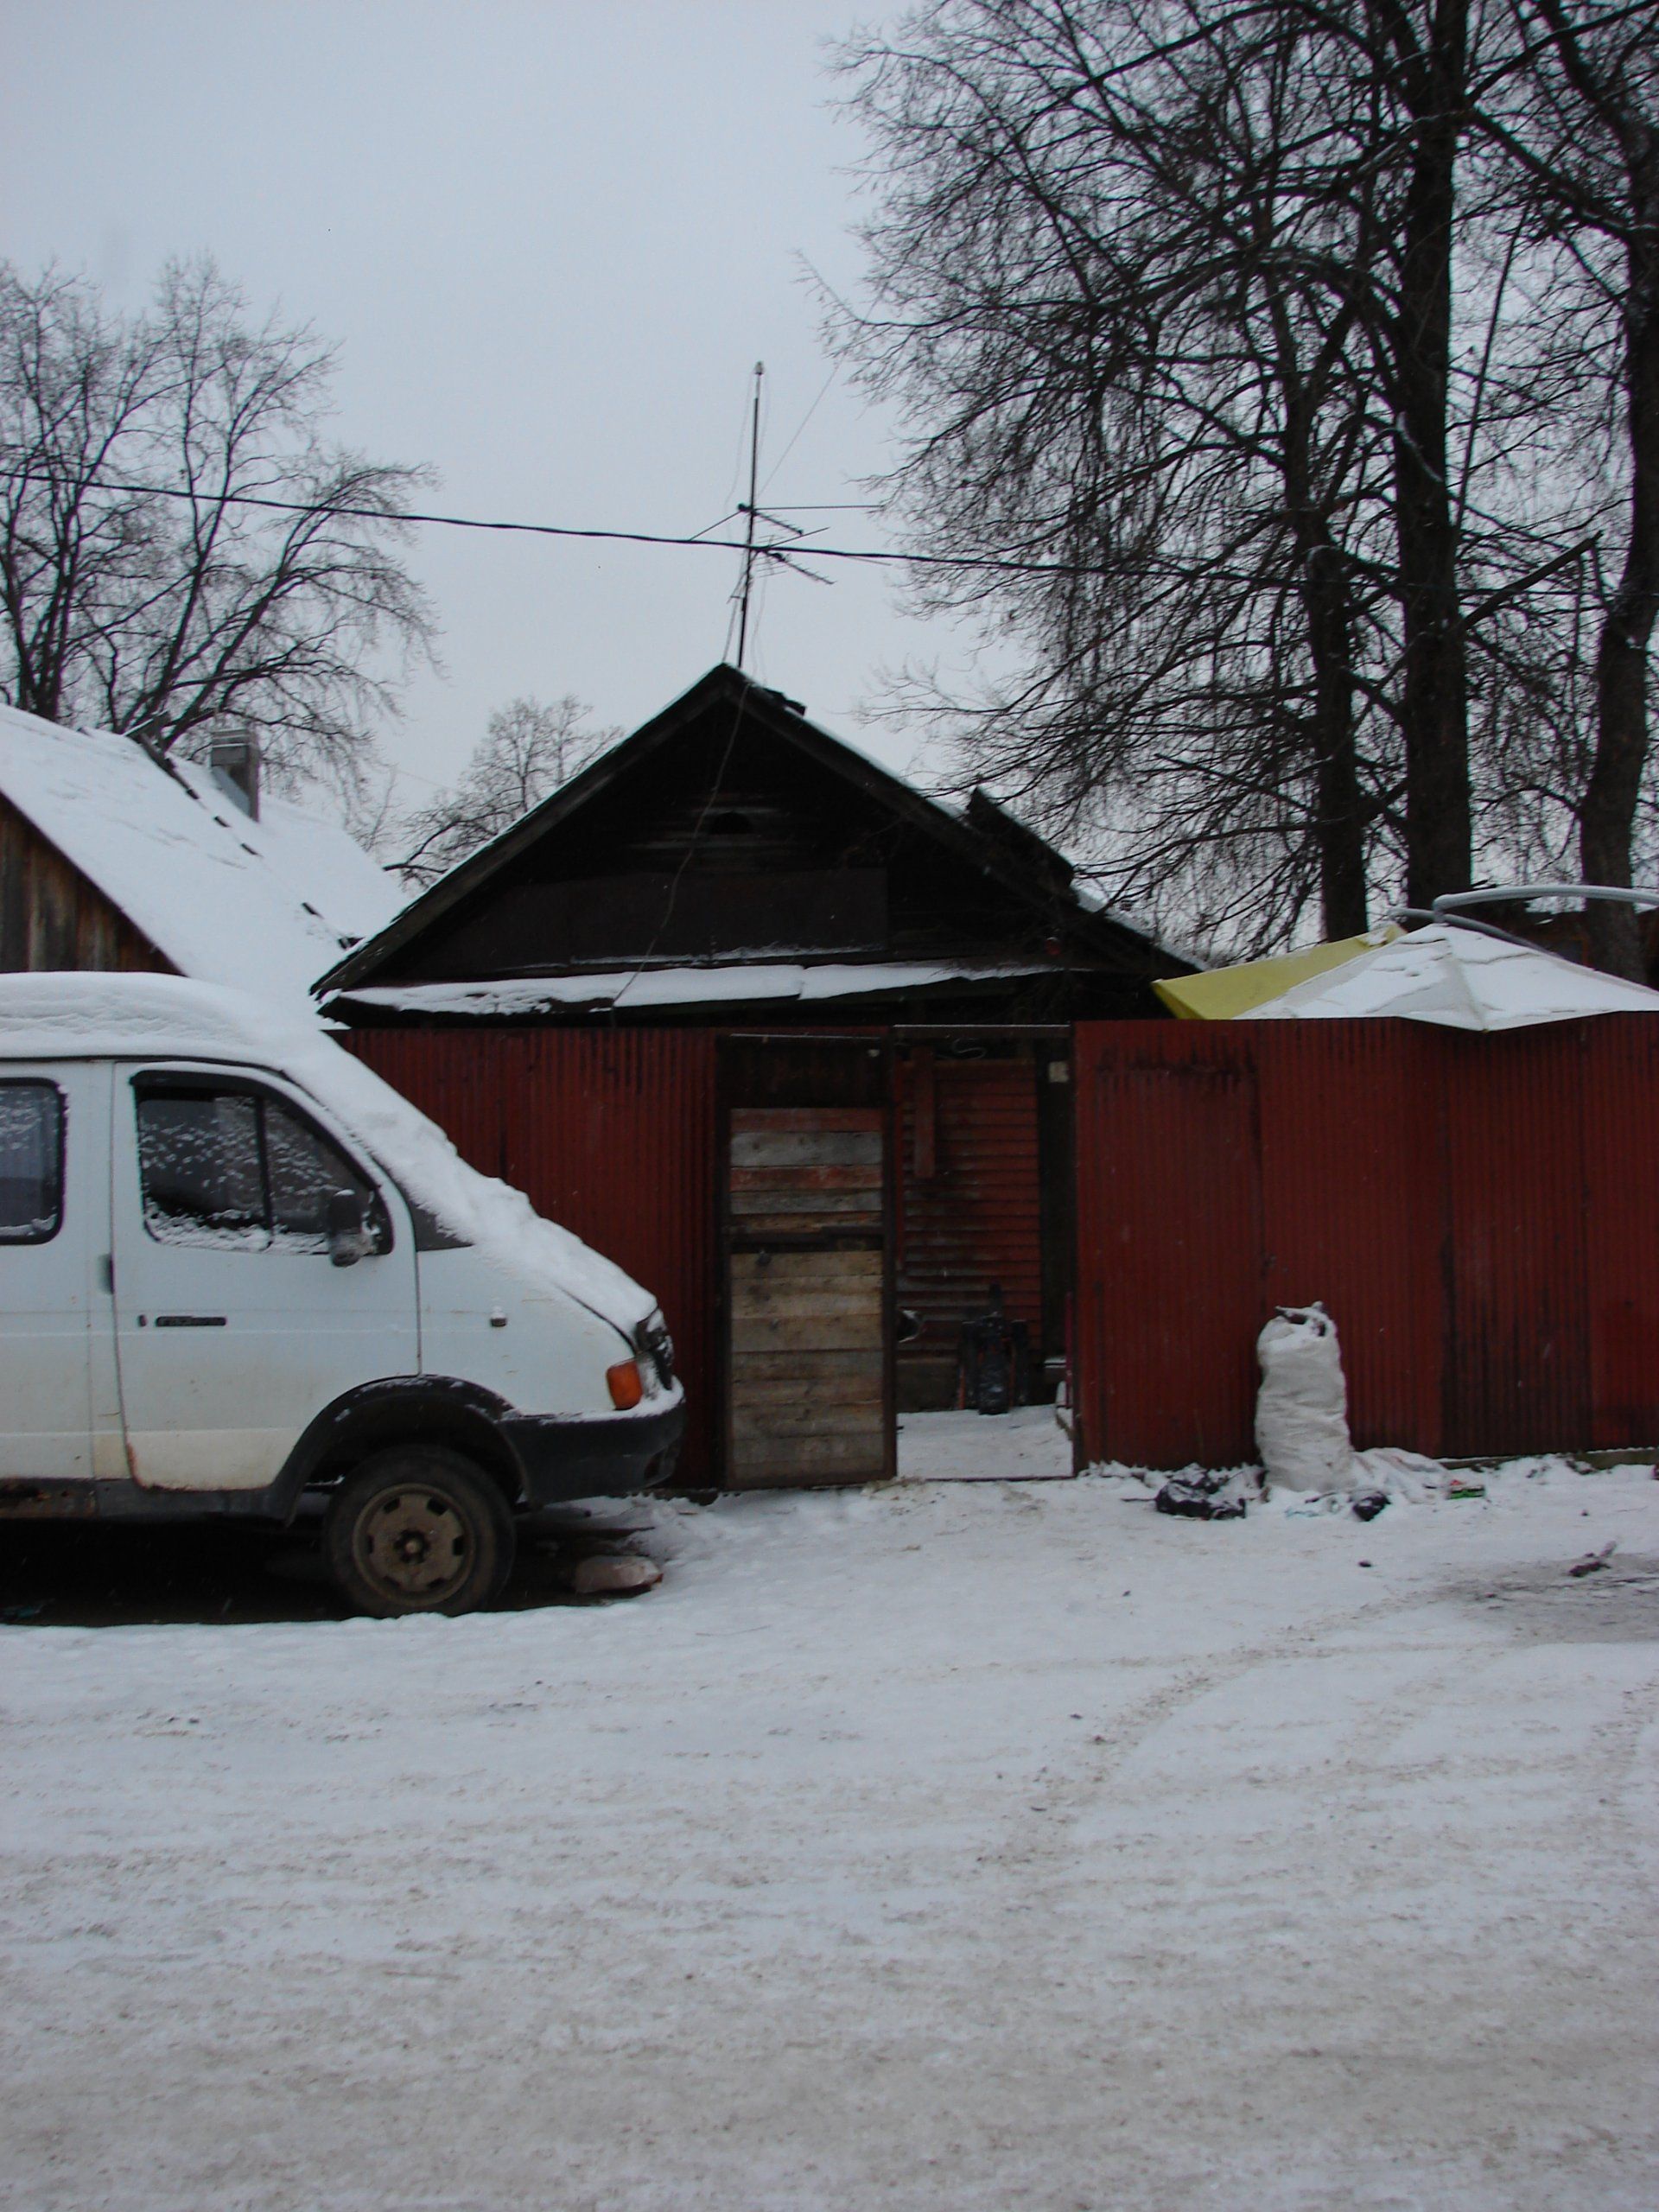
xmin=321 ymin=664 xmax=1192 ymax=1486
xmin=0 ymin=700 xmax=400 ymax=1001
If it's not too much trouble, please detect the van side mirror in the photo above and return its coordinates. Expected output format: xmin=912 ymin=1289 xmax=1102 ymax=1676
xmin=326 ymin=1187 xmax=368 ymax=1268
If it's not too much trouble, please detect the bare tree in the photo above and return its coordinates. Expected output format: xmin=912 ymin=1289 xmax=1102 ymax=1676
xmin=831 ymin=1 xmax=1422 ymax=945
xmin=397 ymin=696 xmax=618 ymax=884
xmin=0 ymin=259 xmax=435 ymax=796
xmin=830 ymin=0 xmax=1605 ymax=947
xmin=1471 ymin=0 xmax=1659 ymax=975
xmin=1297 ymin=0 xmax=1484 ymax=906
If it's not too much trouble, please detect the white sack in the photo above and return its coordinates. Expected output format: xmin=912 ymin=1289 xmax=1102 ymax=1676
xmin=1255 ymin=1303 xmax=1355 ymax=1492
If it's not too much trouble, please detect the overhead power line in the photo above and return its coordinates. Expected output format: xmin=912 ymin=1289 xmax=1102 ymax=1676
xmin=0 ymin=465 xmax=1102 ymax=582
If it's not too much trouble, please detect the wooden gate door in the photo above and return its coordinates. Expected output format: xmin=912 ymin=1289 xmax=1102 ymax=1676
xmin=724 ymin=1103 xmax=893 ymax=1488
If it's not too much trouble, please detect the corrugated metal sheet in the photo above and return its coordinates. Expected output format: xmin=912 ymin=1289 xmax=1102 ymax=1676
xmin=1583 ymin=1017 xmax=1659 ymax=1446
xmin=1073 ymin=1028 xmax=1261 ymax=1468
xmin=1439 ymin=1025 xmax=1590 ymax=1456
xmin=1074 ymin=1017 xmax=1659 ymax=1469
xmin=344 ymin=1028 xmax=720 ymax=1483
xmin=895 ymin=1053 xmax=1043 ymax=1389
xmin=1253 ymin=1024 xmax=1445 ymax=1452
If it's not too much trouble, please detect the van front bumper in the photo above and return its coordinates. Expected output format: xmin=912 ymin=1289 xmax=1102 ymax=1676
xmin=501 ymin=1402 xmax=685 ymax=1506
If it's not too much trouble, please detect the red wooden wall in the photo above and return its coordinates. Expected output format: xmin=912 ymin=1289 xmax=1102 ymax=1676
xmin=1073 ymin=1017 xmax=1659 ymax=1469
xmin=345 ymin=1029 xmax=721 ymax=1483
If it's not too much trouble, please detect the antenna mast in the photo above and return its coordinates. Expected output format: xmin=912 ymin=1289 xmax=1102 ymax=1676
xmin=735 ymin=361 xmax=764 ymax=670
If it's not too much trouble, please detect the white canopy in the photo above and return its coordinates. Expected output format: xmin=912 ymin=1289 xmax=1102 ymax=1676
xmin=1241 ymin=923 xmax=1659 ymax=1031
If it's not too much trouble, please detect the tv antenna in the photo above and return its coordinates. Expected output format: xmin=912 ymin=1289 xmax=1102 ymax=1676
xmin=731 ymin=361 xmax=824 ymax=670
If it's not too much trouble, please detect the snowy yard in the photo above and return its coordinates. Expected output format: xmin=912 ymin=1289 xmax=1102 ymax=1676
xmin=3 ymin=1459 xmax=1657 ymax=2211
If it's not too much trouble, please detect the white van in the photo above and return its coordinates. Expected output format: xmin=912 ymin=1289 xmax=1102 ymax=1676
xmin=0 ymin=973 xmax=684 ymax=1615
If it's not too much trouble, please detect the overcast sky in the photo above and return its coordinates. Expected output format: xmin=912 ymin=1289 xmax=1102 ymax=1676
xmin=2 ymin=1 xmax=976 ymax=804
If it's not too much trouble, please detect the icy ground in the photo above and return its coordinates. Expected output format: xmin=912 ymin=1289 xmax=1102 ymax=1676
xmin=3 ymin=1461 xmax=1658 ymax=2211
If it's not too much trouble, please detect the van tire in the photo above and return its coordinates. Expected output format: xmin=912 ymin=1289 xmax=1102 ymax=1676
xmin=324 ymin=1446 xmax=515 ymax=1618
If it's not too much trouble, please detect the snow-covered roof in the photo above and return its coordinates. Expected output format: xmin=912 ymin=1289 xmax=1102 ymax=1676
xmin=328 ymin=960 xmax=1057 ymax=1021
xmin=0 ymin=701 xmax=403 ymax=1011
xmin=1242 ymin=922 xmax=1659 ymax=1030
xmin=0 ymin=970 xmax=653 ymax=1332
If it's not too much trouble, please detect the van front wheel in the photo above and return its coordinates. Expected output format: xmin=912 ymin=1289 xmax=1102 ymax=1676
xmin=324 ymin=1446 xmax=515 ymax=1617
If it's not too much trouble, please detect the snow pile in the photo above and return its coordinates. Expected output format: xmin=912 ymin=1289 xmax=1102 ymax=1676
xmin=0 ymin=972 xmax=656 ymax=1336
xmin=1255 ymin=1303 xmax=1355 ymax=1491
xmin=1243 ymin=919 xmax=1659 ymax=1030
xmin=0 ymin=701 xmax=402 ymax=1008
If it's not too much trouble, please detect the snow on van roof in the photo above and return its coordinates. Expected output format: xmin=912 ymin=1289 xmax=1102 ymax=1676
xmin=0 ymin=702 xmax=403 ymax=1008
xmin=0 ymin=973 xmax=653 ymax=1333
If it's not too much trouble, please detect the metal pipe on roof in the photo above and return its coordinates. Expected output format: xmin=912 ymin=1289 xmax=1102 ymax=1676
xmin=1433 ymin=883 xmax=1659 ymax=912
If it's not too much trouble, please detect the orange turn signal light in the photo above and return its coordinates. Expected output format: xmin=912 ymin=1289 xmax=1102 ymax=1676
xmin=607 ymin=1358 xmax=645 ymax=1411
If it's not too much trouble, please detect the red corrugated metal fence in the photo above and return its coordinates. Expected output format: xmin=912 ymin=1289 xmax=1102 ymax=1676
xmin=344 ymin=1029 xmax=720 ymax=1483
xmin=1074 ymin=1016 xmax=1659 ymax=1468
xmin=895 ymin=1052 xmax=1044 ymax=1393
xmin=342 ymin=1014 xmax=1659 ymax=1488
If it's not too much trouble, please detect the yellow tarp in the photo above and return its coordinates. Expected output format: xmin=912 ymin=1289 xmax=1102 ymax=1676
xmin=1154 ymin=926 xmax=1403 ymax=1020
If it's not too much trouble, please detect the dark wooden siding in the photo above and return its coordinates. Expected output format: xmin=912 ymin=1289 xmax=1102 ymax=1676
xmin=0 ymin=797 xmax=171 ymax=975
xmin=374 ymin=701 xmax=1107 ymax=987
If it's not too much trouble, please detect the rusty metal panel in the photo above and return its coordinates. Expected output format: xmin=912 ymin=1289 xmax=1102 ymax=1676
xmin=1073 ymin=1025 xmax=1262 ymax=1468
xmin=1438 ymin=1025 xmax=1591 ymax=1455
xmin=895 ymin=1054 xmax=1044 ymax=1395
xmin=342 ymin=1028 xmax=720 ymax=1483
xmin=1253 ymin=1025 xmax=1446 ymax=1455
xmin=1583 ymin=1015 xmax=1659 ymax=1446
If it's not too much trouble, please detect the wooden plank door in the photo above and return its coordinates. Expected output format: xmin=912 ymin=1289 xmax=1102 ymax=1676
xmin=724 ymin=1106 xmax=893 ymax=1488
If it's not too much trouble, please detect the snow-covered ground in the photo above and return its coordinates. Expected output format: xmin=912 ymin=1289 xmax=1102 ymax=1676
xmin=898 ymin=1403 xmax=1076 ymax=1480
xmin=3 ymin=1460 xmax=1657 ymax=2211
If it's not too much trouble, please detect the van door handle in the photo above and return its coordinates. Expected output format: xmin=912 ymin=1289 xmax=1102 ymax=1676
xmin=153 ymin=1314 xmax=228 ymax=1329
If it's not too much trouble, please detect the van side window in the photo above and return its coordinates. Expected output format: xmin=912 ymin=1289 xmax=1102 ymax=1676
xmin=0 ymin=1082 xmax=64 ymax=1244
xmin=137 ymin=1088 xmax=265 ymax=1245
xmin=134 ymin=1078 xmax=391 ymax=1255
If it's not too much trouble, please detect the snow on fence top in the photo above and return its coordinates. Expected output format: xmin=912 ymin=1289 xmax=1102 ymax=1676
xmin=0 ymin=970 xmax=656 ymax=1333
xmin=0 ymin=702 xmax=402 ymax=1009
xmin=1241 ymin=922 xmax=1659 ymax=1031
